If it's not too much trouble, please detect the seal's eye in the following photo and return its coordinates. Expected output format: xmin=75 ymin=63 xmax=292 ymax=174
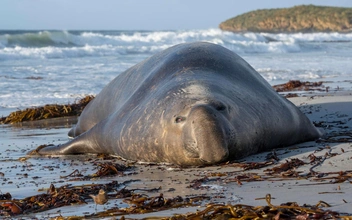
xmin=175 ymin=116 xmax=186 ymax=123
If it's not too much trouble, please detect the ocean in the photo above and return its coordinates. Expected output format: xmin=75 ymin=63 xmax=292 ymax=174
xmin=1 ymin=29 xmax=352 ymax=114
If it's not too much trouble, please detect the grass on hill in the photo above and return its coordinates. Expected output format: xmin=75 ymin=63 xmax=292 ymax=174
xmin=219 ymin=5 xmax=352 ymax=33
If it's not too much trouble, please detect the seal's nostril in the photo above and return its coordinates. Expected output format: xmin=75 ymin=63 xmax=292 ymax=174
xmin=215 ymin=104 xmax=226 ymax=111
xmin=175 ymin=116 xmax=186 ymax=123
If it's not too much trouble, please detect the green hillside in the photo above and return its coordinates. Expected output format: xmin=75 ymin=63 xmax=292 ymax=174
xmin=219 ymin=5 xmax=352 ymax=33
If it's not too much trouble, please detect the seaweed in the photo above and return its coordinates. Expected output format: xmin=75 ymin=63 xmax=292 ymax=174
xmin=225 ymin=160 xmax=276 ymax=170
xmin=171 ymin=194 xmax=349 ymax=220
xmin=0 ymin=181 xmax=206 ymax=218
xmin=60 ymin=162 xmax=135 ymax=181
xmin=0 ymin=95 xmax=94 ymax=124
xmin=2 ymin=156 xmax=352 ymax=218
xmin=273 ymin=80 xmax=324 ymax=92
xmin=0 ymin=181 xmax=122 ymax=216
xmin=3 ymin=190 xmax=350 ymax=219
xmin=264 ymin=158 xmax=306 ymax=175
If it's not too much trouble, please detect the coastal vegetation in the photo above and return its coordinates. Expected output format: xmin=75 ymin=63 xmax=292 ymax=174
xmin=219 ymin=5 xmax=352 ymax=33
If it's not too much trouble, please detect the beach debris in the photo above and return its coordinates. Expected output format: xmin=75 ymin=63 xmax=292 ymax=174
xmin=85 ymin=193 xmax=210 ymax=219
xmin=309 ymin=147 xmax=335 ymax=175
xmin=313 ymin=171 xmax=352 ymax=184
xmin=273 ymin=80 xmax=323 ymax=92
xmin=264 ymin=158 xmax=306 ymax=175
xmin=59 ymin=162 xmax=135 ymax=181
xmin=170 ymin=194 xmax=345 ymax=220
xmin=59 ymin=169 xmax=84 ymax=178
xmin=0 ymin=95 xmax=94 ymax=124
xmin=0 ymin=181 xmax=121 ymax=216
xmin=284 ymin=93 xmax=299 ymax=98
xmin=317 ymin=131 xmax=352 ymax=143
xmin=222 ymin=151 xmax=280 ymax=170
xmin=0 ymin=202 xmax=22 ymax=215
xmin=90 ymin=189 xmax=108 ymax=210
xmin=1 ymin=156 xmax=352 ymax=218
xmin=0 ymin=192 xmax=12 ymax=200
xmin=225 ymin=160 xmax=276 ymax=170
xmin=0 ymin=181 xmax=208 ymax=218
xmin=48 ymin=193 xmax=352 ymax=219
xmin=115 ymin=186 xmax=161 ymax=199
xmin=92 ymin=162 xmax=134 ymax=178
xmin=225 ymin=173 xmax=265 ymax=186
xmin=187 ymin=176 xmax=217 ymax=190
xmin=123 ymin=193 xmax=209 ymax=213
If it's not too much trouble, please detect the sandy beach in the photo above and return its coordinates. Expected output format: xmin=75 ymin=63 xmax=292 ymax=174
xmin=1 ymin=0 xmax=352 ymax=218
xmin=1 ymin=85 xmax=352 ymax=219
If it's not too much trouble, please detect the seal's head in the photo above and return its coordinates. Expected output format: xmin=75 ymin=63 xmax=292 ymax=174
xmin=178 ymin=103 xmax=233 ymax=165
xmin=160 ymin=82 xmax=235 ymax=166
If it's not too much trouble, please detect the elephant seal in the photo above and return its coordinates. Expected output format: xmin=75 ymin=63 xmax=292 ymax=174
xmin=31 ymin=42 xmax=321 ymax=166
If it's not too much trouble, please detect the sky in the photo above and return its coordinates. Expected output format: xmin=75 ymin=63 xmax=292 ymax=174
xmin=1 ymin=0 xmax=352 ymax=30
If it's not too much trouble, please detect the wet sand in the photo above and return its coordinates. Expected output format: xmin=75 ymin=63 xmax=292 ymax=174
xmin=1 ymin=92 xmax=352 ymax=219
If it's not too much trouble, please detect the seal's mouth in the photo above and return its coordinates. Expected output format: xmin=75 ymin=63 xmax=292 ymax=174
xmin=183 ymin=141 xmax=200 ymax=159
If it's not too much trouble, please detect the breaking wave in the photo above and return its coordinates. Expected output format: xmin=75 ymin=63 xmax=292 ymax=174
xmin=0 ymin=29 xmax=352 ymax=60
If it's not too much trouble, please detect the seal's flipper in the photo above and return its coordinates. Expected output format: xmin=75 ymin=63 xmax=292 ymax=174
xmin=68 ymin=127 xmax=75 ymax=138
xmin=29 ymin=130 xmax=103 ymax=155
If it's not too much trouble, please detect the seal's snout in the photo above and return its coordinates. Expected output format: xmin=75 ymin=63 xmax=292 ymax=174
xmin=187 ymin=104 xmax=230 ymax=164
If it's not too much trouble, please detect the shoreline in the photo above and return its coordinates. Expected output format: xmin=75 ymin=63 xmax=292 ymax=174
xmin=1 ymin=91 xmax=352 ymax=218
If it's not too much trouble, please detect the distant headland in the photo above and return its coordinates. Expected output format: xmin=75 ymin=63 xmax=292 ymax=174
xmin=219 ymin=5 xmax=352 ymax=33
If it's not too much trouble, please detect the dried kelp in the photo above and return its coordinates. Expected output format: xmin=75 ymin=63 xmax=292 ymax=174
xmin=225 ymin=173 xmax=265 ymax=185
xmin=2 ymin=160 xmax=352 ymax=218
xmin=0 ymin=181 xmax=122 ymax=216
xmin=226 ymin=160 xmax=276 ymax=170
xmin=264 ymin=158 xmax=306 ymax=175
xmin=85 ymin=193 xmax=210 ymax=219
xmin=0 ymin=183 xmax=209 ymax=218
xmin=0 ymin=193 xmax=12 ymax=200
xmin=222 ymin=151 xmax=279 ymax=170
xmin=317 ymin=131 xmax=352 ymax=143
xmin=59 ymin=162 xmax=135 ymax=181
xmin=0 ymin=95 xmax=94 ymax=124
xmin=92 ymin=162 xmax=134 ymax=177
xmin=168 ymin=194 xmax=350 ymax=220
xmin=42 ymin=193 xmax=352 ymax=219
xmin=273 ymin=80 xmax=324 ymax=92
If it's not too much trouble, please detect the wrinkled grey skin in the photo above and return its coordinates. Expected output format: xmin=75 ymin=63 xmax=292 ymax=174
xmin=34 ymin=42 xmax=321 ymax=166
